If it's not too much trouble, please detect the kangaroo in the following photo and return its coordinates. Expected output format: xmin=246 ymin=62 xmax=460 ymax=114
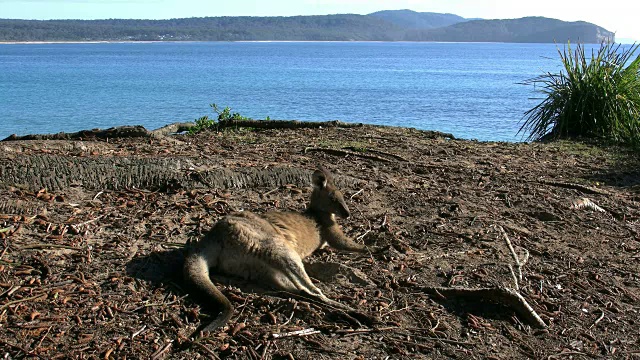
xmin=183 ymin=167 xmax=367 ymax=332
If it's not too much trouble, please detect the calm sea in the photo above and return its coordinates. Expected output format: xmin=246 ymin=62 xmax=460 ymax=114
xmin=0 ymin=42 xmax=574 ymax=141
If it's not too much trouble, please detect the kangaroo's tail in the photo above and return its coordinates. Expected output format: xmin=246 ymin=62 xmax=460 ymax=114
xmin=183 ymin=253 xmax=233 ymax=332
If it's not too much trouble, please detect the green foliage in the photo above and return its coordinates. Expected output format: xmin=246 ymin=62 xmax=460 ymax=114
xmin=188 ymin=115 xmax=216 ymax=134
xmin=189 ymin=103 xmax=265 ymax=135
xmin=210 ymin=103 xmax=252 ymax=122
xmin=519 ymin=42 xmax=640 ymax=147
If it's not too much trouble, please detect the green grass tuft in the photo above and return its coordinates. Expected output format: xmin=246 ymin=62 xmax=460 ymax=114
xmin=519 ymin=42 xmax=640 ymax=147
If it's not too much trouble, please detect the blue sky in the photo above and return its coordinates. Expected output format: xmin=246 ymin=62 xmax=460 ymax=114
xmin=1 ymin=0 xmax=638 ymax=41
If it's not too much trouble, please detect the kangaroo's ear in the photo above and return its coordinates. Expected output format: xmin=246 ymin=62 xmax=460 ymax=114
xmin=312 ymin=169 xmax=327 ymax=189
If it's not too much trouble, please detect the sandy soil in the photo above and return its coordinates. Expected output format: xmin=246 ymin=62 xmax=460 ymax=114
xmin=0 ymin=125 xmax=639 ymax=359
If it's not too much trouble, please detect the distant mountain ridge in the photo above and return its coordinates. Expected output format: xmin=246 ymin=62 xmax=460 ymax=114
xmin=402 ymin=16 xmax=614 ymax=43
xmin=0 ymin=10 xmax=614 ymax=43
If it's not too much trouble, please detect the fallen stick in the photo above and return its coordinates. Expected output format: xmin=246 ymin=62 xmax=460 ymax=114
xmin=334 ymin=326 xmax=398 ymax=335
xmin=271 ymin=328 xmax=320 ymax=339
xmin=590 ymin=309 xmax=605 ymax=329
xmin=192 ymin=341 xmax=221 ymax=359
xmin=0 ymin=226 xmax=14 ymax=234
xmin=413 ymin=249 xmax=482 ymax=261
xmin=537 ymin=179 xmax=610 ymax=196
xmin=0 ymin=293 xmax=48 ymax=311
xmin=131 ymin=325 xmax=147 ymax=339
xmin=70 ymin=215 xmax=105 ymax=232
xmin=342 ymin=146 xmax=409 ymax=162
xmin=499 ymin=226 xmax=523 ymax=285
xmin=409 ymin=333 xmax=475 ymax=346
xmin=350 ymin=188 xmax=364 ymax=200
xmin=304 ymin=147 xmax=392 ymax=163
xmin=30 ymin=325 xmax=52 ymax=355
xmin=131 ymin=295 xmax=188 ymax=312
xmin=507 ymin=265 xmax=520 ymax=291
xmin=421 ymin=286 xmax=547 ymax=329
xmin=19 ymin=244 xmax=80 ymax=251
xmin=0 ymin=338 xmax=46 ymax=359
xmin=150 ymin=341 xmax=173 ymax=360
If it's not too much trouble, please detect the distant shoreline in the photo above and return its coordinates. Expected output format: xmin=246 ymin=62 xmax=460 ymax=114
xmin=0 ymin=40 xmax=168 ymax=44
xmin=2 ymin=40 xmax=630 ymax=45
xmin=1 ymin=40 xmax=498 ymax=45
xmin=0 ymin=40 xmax=597 ymax=45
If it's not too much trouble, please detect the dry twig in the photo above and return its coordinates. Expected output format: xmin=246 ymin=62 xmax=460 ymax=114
xmin=271 ymin=328 xmax=320 ymax=339
xmin=304 ymin=147 xmax=392 ymax=163
xmin=538 ymin=179 xmax=610 ymax=195
xmin=590 ymin=310 xmax=605 ymax=329
xmin=342 ymin=146 xmax=410 ymax=162
xmin=499 ymin=226 xmax=527 ymax=287
xmin=150 ymin=341 xmax=173 ymax=360
xmin=192 ymin=341 xmax=221 ymax=359
xmin=0 ymin=293 xmax=47 ymax=311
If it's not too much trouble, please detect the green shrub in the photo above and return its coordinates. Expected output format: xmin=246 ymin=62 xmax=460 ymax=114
xmin=519 ymin=42 xmax=640 ymax=146
xmin=211 ymin=103 xmax=253 ymax=122
xmin=189 ymin=115 xmax=216 ymax=134
xmin=188 ymin=103 xmax=255 ymax=134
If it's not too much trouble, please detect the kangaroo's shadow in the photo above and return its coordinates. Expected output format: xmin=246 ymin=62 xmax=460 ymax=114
xmin=125 ymin=246 xmax=377 ymax=340
xmin=125 ymin=246 xmax=272 ymax=344
xmin=125 ymin=247 xmax=186 ymax=288
xmin=429 ymin=290 xmax=540 ymax=330
xmin=125 ymin=246 xmax=266 ymax=320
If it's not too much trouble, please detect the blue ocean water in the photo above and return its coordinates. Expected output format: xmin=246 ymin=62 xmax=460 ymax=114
xmin=0 ymin=42 xmax=571 ymax=141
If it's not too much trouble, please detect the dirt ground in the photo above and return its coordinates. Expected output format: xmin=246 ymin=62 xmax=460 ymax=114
xmin=0 ymin=125 xmax=639 ymax=359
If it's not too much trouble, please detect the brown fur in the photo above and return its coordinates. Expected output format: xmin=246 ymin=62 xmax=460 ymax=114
xmin=183 ymin=168 xmax=366 ymax=332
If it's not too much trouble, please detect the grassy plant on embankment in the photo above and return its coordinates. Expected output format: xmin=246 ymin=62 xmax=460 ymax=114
xmin=519 ymin=42 xmax=640 ymax=147
xmin=189 ymin=103 xmax=268 ymax=134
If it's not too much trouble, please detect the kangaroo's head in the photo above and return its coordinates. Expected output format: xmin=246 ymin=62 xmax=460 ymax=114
xmin=309 ymin=168 xmax=350 ymax=218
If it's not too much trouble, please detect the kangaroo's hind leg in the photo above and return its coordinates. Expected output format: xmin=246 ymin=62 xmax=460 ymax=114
xmin=263 ymin=243 xmax=345 ymax=305
xmin=269 ymin=247 xmax=325 ymax=296
xmin=266 ymin=243 xmax=377 ymax=326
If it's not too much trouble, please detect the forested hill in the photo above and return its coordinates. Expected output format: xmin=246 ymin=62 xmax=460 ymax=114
xmin=0 ymin=15 xmax=404 ymax=42
xmin=368 ymin=10 xmax=469 ymax=29
xmin=402 ymin=17 xmax=615 ymax=43
xmin=0 ymin=10 xmax=614 ymax=43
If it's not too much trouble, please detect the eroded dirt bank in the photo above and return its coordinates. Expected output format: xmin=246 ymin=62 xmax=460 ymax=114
xmin=0 ymin=125 xmax=639 ymax=359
